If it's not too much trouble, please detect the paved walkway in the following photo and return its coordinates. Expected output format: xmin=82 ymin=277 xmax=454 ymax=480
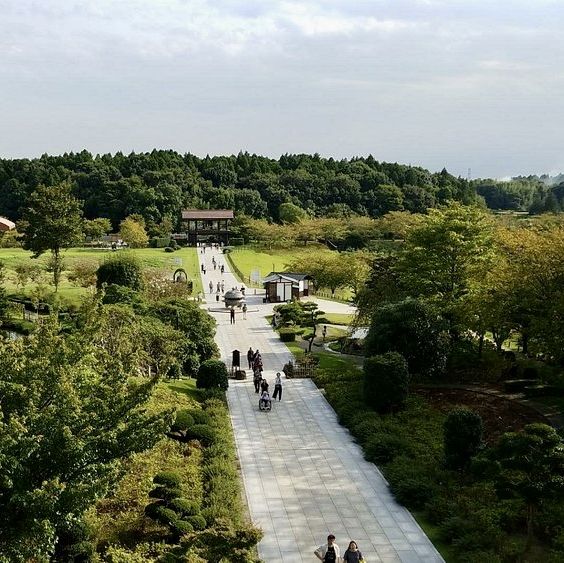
xmin=198 ymin=246 xmax=443 ymax=563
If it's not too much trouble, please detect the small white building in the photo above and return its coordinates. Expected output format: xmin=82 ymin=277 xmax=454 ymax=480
xmin=262 ymin=272 xmax=313 ymax=303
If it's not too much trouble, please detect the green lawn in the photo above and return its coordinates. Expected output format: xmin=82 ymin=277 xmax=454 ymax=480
xmin=320 ymin=312 xmax=356 ymax=325
xmin=0 ymin=247 xmax=202 ymax=306
xmin=227 ymin=246 xmax=353 ymax=300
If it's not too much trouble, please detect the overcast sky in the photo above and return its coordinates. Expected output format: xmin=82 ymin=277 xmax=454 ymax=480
xmin=1 ymin=0 xmax=563 ymax=178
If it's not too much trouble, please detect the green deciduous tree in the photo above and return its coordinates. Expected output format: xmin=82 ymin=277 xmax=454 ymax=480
xmin=20 ymin=182 xmax=83 ymax=291
xmin=0 ymin=311 xmax=171 ymax=561
xmin=119 ymin=215 xmax=149 ymax=248
xmin=83 ymin=217 xmax=112 ymax=240
xmin=365 ymin=299 xmax=449 ymax=379
xmin=396 ymin=203 xmax=494 ymax=334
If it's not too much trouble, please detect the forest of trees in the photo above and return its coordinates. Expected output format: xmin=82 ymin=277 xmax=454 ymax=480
xmin=1 ymin=151 xmax=563 ymax=235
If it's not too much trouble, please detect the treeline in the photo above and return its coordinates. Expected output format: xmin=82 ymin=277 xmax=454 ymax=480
xmin=1 ymin=150 xmax=560 ymax=231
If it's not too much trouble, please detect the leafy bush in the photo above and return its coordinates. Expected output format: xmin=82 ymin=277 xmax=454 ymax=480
xmin=443 ymin=408 xmax=483 ymax=470
xmin=279 ymin=327 xmax=297 ymax=342
xmin=149 ymin=486 xmax=182 ymax=501
xmin=187 ymin=514 xmax=207 ymax=530
xmin=96 ymin=252 xmax=144 ymax=290
xmin=169 ymin=498 xmax=200 ymax=517
xmin=102 ymin=283 xmax=142 ymax=305
xmin=364 ymin=353 xmax=410 ymax=413
xmin=365 ymin=432 xmax=411 ymax=464
xmin=153 ymin=471 xmax=182 ymax=489
xmin=365 ymin=298 xmax=449 ymax=379
xmin=188 ymin=408 xmax=212 ymax=426
xmin=171 ymin=409 xmax=195 ymax=432
xmin=152 ymin=506 xmax=178 ymax=525
xmin=187 ymin=424 xmax=217 ymax=446
xmin=170 ymin=519 xmax=193 ymax=536
xmin=164 ymin=246 xmax=174 ymax=253
xmin=196 ymin=360 xmax=229 ymax=391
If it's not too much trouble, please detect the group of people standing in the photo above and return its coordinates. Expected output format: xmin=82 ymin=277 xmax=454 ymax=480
xmin=315 ymin=535 xmax=364 ymax=563
xmin=247 ymin=347 xmax=283 ymax=402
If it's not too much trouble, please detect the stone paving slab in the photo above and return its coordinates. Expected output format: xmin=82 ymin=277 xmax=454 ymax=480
xmin=198 ymin=247 xmax=443 ymax=563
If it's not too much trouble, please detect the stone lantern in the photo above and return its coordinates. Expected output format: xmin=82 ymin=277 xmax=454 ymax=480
xmin=224 ymin=288 xmax=244 ymax=308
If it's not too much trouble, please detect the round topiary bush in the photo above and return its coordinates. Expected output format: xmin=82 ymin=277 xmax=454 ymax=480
xmin=196 ymin=360 xmax=229 ymax=391
xmin=171 ymin=519 xmax=193 ymax=536
xmin=169 ymin=498 xmax=200 ymax=517
xmin=187 ymin=408 xmax=212 ymax=426
xmin=171 ymin=410 xmax=194 ymax=432
xmin=363 ymin=352 xmax=410 ymax=413
xmin=152 ymin=506 xmax=179 ymax=525
xmin=187 ymin=514 xmax=207 ymax=530
xmin=153 ymin=472 xmax=181 ymax=488
xmin=443 ymin=408 xmax=483 ymax=470
xmin=186 ymin=423 xmax=216 ymax=446
xmin=164 ymin=246 xmax=174 ymax=253
xmin=96 ymin=252 xmax=144 ymax=290
xmin=364 ymin=433 xmax=411 ymax=464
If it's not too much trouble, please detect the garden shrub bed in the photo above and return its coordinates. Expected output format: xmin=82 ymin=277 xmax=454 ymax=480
xmin=314 ymin=362 xmax=560 ymax=562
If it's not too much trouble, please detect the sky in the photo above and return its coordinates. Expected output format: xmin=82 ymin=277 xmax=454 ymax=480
xmin=1 ymin=0 xmax=563 ymax=178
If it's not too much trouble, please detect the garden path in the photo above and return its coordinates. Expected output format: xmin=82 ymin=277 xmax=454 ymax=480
xmin=198 ymin=246 xmax=443 ymax=563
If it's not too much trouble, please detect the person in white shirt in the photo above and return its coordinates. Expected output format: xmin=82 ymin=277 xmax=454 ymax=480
xmin=315 ymin=535 xmax=340 ymax=563
xmin=273 ymin=372 xmax=283 ymax=401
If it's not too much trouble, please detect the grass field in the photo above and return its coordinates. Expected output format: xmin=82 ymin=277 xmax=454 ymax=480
xmin=0 ymin=247 xmax=202 ymax=306
xmin=227 ymin=246 xmax=353 ymax=301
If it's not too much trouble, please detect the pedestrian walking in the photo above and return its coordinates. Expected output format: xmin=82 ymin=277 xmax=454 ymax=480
xmin=242 ymin=303 xmax=248 ymax=319
xmin=260 ymin=378 xmax=269 ymax=393
xmin=314 ymin=535 xmax=340 ymax=563
xmin=209 ymin=280 xmax=213 ymax=294
xmin=343 ymin=541 xmax=364 ymax=563
xmin=221 ymin=281 xmax=225 ymax=292
xmin=221 ymin=265 xmax=225 ymax=274
xmin=230 ymin=308 xmax=235 ymax=324
xmin=253 ymin=369 xmax=261 ymax=393
xmin=247 ymin=347 xmax=254 ymax=369
xmin=214 ymin=262 xmax=217 ymax=270
xmin=216 ymin=294 xmax=220 ymax=302
xmin=200 ymin=263 xmax=204 ymax=272
xmin=203 ymin=267 xmax=206 ymax=275
xmin=273 ymin=372 xmax=283 ymax=401
xmin=217 ymin=282 xmax=221 ymax=292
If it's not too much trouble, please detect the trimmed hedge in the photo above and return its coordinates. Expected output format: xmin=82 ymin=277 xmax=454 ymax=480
xmin=196 ymin=360 xmax=229 ymax=391
xmin=443 ymin=408 xmax=483 ymax=470
xmin=96 ymin=252 xmax=144 ymax=290
xmin=279 ymin=327 xmax=298 ymax=342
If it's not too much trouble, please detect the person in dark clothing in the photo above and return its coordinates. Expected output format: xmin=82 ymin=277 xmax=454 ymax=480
xmin=253 ymin=369 xmax=261 ymax=393
xmin=343 ymin=541 xmax=363 ymax=563
xmin=272 ymin=372 xmax=283 ymax=401
xmin=230 ymin=308 xmax=235 ymax=324
xmin=260 ymin=378 xmax=269 ymax=393
xmin=247 ymin=347 xmax=254 ymax=369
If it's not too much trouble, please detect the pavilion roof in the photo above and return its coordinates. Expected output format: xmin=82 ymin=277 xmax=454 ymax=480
xmin=181 ymin=209 xmax=234 ymax=220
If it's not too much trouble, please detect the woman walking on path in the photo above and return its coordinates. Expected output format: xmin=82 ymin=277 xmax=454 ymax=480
xmin=272 ymin=372 xmax=283 ymax=401
xmin=247 ymin=347 xmax=254 ymax=369
xmin=253 ymin=369 xmax=261 ymax=393
xmin=208 ymin=280 xmax=213 ymax=294
xmin=343 ymin=541 xmax=363 ymax=563
xmin=242 ymin=303 xmax=248 ymax=319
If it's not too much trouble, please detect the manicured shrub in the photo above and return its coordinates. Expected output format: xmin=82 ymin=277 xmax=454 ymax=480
xmin=171 ymin=409 xmax=195 ymax=432
xmin=351 ymin=415 xmax=384 ymax=445
xmin=149 ymin=486 xmax=182 ymax=501
xmin=187 ymin=424 xmax=216 ymax=446
xmin=390 ymin=475 xmax=436 ymax=510
xmin=187 ymin=514 xmax=207 ymax=530
xmin=365 ymin=433 xmax=411 ymax=464
xmin=153 ymin=472 xmax=181 ymax=488
xmin=196 ymin=360 xmax=229 ymax=391
xmin=169 ymin=498 xmax=200 ymax=517
xmin=96 ymin=252 xmax=144 ymax=290
xmin=279 ymin=327 xmax=297 ymax=342
xmin=164 ymin=246 xmax=174 ymax=253
xmin=364 ymin=353 xmax=410 ymax=413
xmin=443 ymin=408 xmax=483 ymax=470
xmin=365 ymin=298 xmax=449 ymax=379
xmin=170 ymin=519 xmax=193 ymax=536
xmin=187 ymin=408 xmax=212 ymax=426
xmin=152 ymin=506 xmax=178 ymax=525
xmin=102 ymin=283 xmax=142 ymax=305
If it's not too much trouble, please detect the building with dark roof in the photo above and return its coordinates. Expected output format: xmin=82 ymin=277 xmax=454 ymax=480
xmin=181 ymin=209 xmax=234 ymax=245
xmin=262 ymin=272 xmax=313 ymax=302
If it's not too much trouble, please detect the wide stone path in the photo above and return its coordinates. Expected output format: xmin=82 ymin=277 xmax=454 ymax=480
xmin=198 ymin=246 xmax=443 ymax=563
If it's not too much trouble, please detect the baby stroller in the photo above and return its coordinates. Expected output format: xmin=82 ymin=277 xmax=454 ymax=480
xmin=259 ymin=391 xmax=272 ymax=411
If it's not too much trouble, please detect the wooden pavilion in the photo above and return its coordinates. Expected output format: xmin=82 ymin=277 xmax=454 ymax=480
xmin=181 ymin=209 xmax=234 ymax=245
